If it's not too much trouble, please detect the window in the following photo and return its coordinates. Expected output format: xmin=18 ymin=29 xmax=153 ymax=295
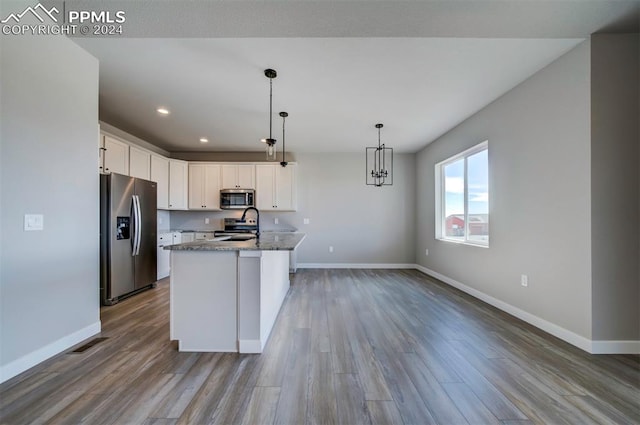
xmin=435 ymin=141 xmax=489 ymax=246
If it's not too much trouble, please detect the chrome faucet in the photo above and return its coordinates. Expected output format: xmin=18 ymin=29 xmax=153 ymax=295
xmin=240 ymin=207 xmax=260 ymax=238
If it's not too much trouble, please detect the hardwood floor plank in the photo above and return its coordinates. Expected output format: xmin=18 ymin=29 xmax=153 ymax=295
xmin=366 ymin=400 xmax=405 ymax=425
xmin=372 ymin=347 xmax=438 ymax=425
xmin=563 ymin=394 xmax=640 ymax=425
xmin=175 ymin=353 xmax=240 ymax=425
xmin=334 ymin=373 xmax=372 ymax=425
xmin=309 ymin=275 xmax=332 ymax=353
xmin=240 ymin=386 xmax=280 ymax=425
xmin=148 ymin=353 xmax=221 ymax=419
xmin=273 ymin=328 xmax=311 ymax=425
xmin=443 ymin=382 xmax=502 ymax=425
xmin=306 ymin=351 xmax=338 ymax=425
xmin=210 ymin=354 xmax=262 ymax=425
xmin=1 ymin=272 xmax=638 ymax=425
xmin=398 ymin=352 xmax=469 ymax=424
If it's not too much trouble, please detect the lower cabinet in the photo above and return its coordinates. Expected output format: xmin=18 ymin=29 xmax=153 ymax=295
xmin=157 ymin=233 xmax=172 ymax=279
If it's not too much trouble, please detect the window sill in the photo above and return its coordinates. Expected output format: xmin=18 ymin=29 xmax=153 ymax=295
xmin=436 ymin=237 xmax=489 ymax=248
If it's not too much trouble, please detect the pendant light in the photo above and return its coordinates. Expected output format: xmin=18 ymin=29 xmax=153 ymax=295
xmin=260 ymin=68 xmax=277 ymax=161
xmin=366 ymin=123 xmax=393 ymax=186
xmin=279 ymin=111 xmax=288 ymax=167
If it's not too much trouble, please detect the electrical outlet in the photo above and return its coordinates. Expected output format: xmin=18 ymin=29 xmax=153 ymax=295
xmin=24 ymin=214 xmax=44 ymax=231
xmin=274 ymin=218 xmax=279 ymax=224
xmin=303 ymin=218 xmax=310 ymax=225
xmin=425 ymin=249 xmax=429 ymax=256
xmin=521 ymin=274 xmax=528 ymax=287
xmin=205 ymin=218 xmax=210 ymax=224
xmin=329 ymin=246 xmax=334 ymax=253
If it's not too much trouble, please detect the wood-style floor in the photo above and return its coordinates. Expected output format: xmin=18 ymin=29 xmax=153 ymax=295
xmin=1 ymin=269 xmax=638 ymax=424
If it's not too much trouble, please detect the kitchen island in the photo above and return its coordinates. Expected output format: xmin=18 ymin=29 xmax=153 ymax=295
xmin=165 ymin=232 xmax=305 ymax=353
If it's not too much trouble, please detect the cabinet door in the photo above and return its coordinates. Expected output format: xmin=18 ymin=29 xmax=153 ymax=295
xmin=129 ymin=146 xmax=151 ymax=180
xmin=103 ymin=135 xmax=129 ymax=175
xmin=151 ymin=155 xmax=169 ymax=209
xmin=220 ymin=165 xmax=237 ymax=189
xmin=188 ymin=163 xmax=206 ymax=209
xmin=204 ymin=165 xmax=221 ymax=209
xmin=157 ymin=233 xmax=171 ymax=279
xmin=169 ymin=160 xmax=188 ymax=209
xmin=237 ymin=164 xmax=256 ymax=189
xmin=275 ymin=164 xmax=296 ymax=211
xmin=172 ymin=232 xmax=182 ymax=244
xmin=255 ymin=165 xmax=276 ymax=210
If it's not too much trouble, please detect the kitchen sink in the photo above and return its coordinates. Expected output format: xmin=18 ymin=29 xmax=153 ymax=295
xmin=208 ymin=234 xmax=257 ymax=242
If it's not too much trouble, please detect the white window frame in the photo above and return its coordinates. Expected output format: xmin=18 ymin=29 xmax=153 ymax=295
xmin=435 ymin=140 xmax=489 ymax=247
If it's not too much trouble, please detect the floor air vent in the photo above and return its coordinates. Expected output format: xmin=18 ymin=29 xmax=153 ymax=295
xmin=69 ymin=337 xmax=109 ymax=353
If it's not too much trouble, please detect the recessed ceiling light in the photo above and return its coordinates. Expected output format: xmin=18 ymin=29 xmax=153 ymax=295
xmin=157 ymin=107 xmax=170 ymax=115
xmin=199 ymin=138 xmax=209 ymax=143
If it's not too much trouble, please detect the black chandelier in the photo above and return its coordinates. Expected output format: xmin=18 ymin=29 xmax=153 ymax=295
xmin=260 ymin=68 xmax=277 ymax=161
xmin=366 ymin=123 xmax=393 ymax=186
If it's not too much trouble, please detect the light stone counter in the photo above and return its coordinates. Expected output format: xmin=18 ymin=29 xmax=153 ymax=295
xmin=164 ymin=232 xmax=305 ymax=252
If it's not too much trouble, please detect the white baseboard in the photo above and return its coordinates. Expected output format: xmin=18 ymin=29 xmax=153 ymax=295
xmin=297 ymin=263 xmax=416 ymax=269
xmin=413 ymin=265 xmax=601 ymax=353
xmin=0 ymin=321 xmax=102 ymax=384
xmin=591 ymin=340 xmax=640 ymax=354
xmin=238 ymin=339 xmax=263 ymax=353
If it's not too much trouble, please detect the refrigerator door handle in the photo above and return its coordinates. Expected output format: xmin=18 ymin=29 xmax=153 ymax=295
xmin=135 ymin=195 xmax=142 ymax=256
xmin=131 ymin=195 xmax=137 ymax=256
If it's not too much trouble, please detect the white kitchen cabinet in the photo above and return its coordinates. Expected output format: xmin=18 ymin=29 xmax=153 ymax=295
xmin=101 ymin=135 xmax=129 ymax=175
xmin=188 ymin=163 xmax=221 ymax=210
xmin=172 ymin=232 xmax=182 ymax=245
xmin=157 ymin=233 xmax=172 ymax=279
xmin=169 ymin=159 xmax=188 ymax=210
xmin=129 ymin=145 xmax=151 ymax=180
xmin=195 ymin=232 xmax=215 ymax=240
xmin=255 ymin=163 xmax=297 ymax=211
xmin=181 ymin=232 xmax=195 ymax=243
xmin=151 ymin=155 xmax=169 ymax=209
xmin=221 ymin=164 xmax=255 ymax=189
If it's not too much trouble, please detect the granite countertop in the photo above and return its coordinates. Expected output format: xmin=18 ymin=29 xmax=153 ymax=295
xmin=164 ymin=232 xmax=306 ymax=251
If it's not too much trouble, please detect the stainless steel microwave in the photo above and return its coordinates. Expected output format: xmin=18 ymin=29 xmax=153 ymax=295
xmin=220 ymin=189 xmax=255 ymax=210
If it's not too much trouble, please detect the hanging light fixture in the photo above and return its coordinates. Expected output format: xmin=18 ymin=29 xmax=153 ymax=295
xmin=260 ymin=68 xmax=277 ymax=161
xmin=366 ymin=123 xmax=393 ymax=186
xmin=279 ymin=111 xmax=288 ymax=167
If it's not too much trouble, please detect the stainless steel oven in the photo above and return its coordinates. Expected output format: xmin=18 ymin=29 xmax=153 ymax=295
xmin=220 ymin=189 xmax=255 ymax=209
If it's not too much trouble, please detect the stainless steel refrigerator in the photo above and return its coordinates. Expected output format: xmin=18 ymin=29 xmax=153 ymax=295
xmin=100 ymin=173 xmax=157 ymax=305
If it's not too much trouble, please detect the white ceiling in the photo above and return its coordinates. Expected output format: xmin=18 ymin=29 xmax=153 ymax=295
xmin=73 ymin=1 xmax=639 ymax=154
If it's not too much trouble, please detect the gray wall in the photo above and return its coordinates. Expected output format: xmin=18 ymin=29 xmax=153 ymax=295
xmin=590 ymin=34 xmax=640 ymax=341
xmin=415 ymin=41 xmax=593 ymax=338
xmin=170 ymin=153 xmax=417 ymax=265
xmin=0 ymin=36 xmax=100 ymax=382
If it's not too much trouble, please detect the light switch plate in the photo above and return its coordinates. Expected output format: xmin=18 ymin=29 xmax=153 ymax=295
xmin=303 ymin=218 xmax=310 ymax=225
xmin=24 ymin=214 xmax=44 ymax=231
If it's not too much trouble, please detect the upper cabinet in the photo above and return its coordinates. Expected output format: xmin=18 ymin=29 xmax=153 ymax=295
xmin=255 ymin=164 xmax=297 ymax=211
xmin=151 ymin=155 xmax=169 ymax=209
xmin=129 ymin=145 xmax=151 ymax=180
xmin=168 ymin=159 xmax=188 ymax=210
xmin=98 ymin=129 xmax=298 ymax=213
xmin=221 ymin=164 xmax=255 ymax=189
xmin=101 ymin=135 xmax=129 ymax=175
xmin=188 ymin=163 xmax=221 ymax=210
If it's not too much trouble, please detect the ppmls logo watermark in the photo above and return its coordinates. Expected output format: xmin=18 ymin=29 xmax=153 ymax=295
xmin=2 ymin=2 xmax=126 ymax=36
